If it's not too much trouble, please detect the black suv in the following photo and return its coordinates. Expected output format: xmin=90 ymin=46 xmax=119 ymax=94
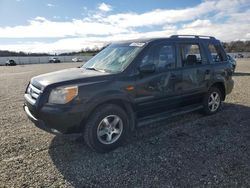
xmin=6 ymin=59 xmax=17 ymax=66
xmin=24 ymin=35 xmax=234 ymax=152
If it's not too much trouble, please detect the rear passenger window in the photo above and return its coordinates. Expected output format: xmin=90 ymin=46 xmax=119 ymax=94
xmin=208 ymin=44 xmax=226 ymax=63
xmin=180 ymin=44 xmax=202 ymax=67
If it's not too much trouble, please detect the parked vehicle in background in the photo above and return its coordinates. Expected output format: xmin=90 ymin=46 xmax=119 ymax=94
xmin=48 ymin=57 xmax=61 ymax=63
xmin=235 ymin=53 xmax=244 ymax=58
xmin=24 ymin=35 xmax=234 ymax=153
xmin=72 ymin=57 xmax=83 ymax=62
xmin=227 ymin=54 xmax=237 ymax=72
xmin=5 ymin=59 xmax=17 ymax=66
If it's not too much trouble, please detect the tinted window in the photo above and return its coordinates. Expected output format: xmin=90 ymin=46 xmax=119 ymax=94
xmin=180 ymin=44 xmax=202 ymax=66
xmin=140 ymin=44 xmax=175 ymax=70
xmin=208 ymin=44 xmax=226 ymax=63
xmin=141 ymin=50 xmax=154 ymax=66
xmin=156 ymin=45 xmax=175 ymax=69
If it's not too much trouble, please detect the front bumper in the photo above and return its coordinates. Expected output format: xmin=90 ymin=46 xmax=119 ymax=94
xmin=23 ymin=101 xmax=85 ymax=134
xmin=24 ymin=105 xmax=62 ymax=134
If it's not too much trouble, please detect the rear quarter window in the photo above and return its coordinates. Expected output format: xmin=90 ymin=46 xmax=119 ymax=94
xmin=208 ymin=43 xmax=227 ymax=63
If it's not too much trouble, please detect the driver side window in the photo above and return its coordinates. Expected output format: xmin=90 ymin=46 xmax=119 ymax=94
xmin=156 ymin=45 xmax=175 ymax=70
xmin=141 ymin=51 xmax=154 ymax=66
xmin=140 ymin=43 xmax=176 ymax=71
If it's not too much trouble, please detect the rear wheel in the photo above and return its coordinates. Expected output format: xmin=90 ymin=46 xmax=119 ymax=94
xmin=203 ymin=87 xmax=222 ymax=115
xmin=233 ymin=65 xmax=236 ymax=72
xmin=83 ymin=104 xmax=129 ymax=153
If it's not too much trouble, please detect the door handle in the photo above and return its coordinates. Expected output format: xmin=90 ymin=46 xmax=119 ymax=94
xmin=205 ymin=69 xmax=210 ymax=74
xmin=170 ymin=74 xmax=176 ymax=80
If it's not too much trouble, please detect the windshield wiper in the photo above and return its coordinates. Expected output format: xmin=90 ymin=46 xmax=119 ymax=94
xmin=85 ymin=67 xmax=98 ymax=71
xmin=85 ymin=67 xmax=107 ymax=72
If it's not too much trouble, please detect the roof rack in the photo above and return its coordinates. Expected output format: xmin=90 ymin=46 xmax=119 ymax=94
xmin=170 ymin=35 xmax=216 ymax=40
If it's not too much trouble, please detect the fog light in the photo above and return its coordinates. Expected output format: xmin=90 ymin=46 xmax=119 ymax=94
xmin=51 ymin=128 xmax=61 ymax=134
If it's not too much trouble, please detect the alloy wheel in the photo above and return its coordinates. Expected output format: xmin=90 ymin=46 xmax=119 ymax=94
xmin=208 ymin=91 xmax=220 ymax=112
xmin=97 ymin=115 xmax=123 ymax=145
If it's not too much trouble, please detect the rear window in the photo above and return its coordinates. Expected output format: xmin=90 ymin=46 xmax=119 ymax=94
xmin=180 ymin=44 xmax=202 ymax=67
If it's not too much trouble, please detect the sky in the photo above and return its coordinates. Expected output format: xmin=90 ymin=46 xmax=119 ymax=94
xmin=0 ymin=0 xmax=250 ymax=53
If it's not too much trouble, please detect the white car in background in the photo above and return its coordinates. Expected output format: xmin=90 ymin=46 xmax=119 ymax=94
xmin=72 ymin=57 xmax=83 ymax=62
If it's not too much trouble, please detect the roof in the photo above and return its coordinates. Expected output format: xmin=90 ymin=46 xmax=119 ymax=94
xmin=112 ymin=35 xmax=219 ymax=46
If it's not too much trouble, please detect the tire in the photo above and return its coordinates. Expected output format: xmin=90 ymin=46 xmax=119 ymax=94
xmin=202 ymin=87 xmax=222 ymax=115
xmin=83 ymin=104 xmax=129 ymax=153
xmin=233 ymin=65 xmax=236 ymax=72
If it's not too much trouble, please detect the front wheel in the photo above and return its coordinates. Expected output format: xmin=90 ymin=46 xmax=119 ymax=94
xmin=203 ymin=87 xmax=222 ymax=115
xmin=83 ymin=104 xmax=129 ymax=153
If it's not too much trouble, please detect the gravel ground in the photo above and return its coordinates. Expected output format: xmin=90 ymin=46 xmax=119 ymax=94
xmin=0 ymin=60 xmax=250 ymax=187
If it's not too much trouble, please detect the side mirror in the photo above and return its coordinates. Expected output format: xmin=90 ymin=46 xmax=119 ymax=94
xmin=139 ymin=64 xmax=156 ymax=73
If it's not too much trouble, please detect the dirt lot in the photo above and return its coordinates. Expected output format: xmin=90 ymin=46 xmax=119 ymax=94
xmin=0 ymin=60 xmax=250 ymax=187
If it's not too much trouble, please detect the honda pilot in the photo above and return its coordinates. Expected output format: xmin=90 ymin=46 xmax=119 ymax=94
xmin=24 ymin=35 xmax=234 ymax=153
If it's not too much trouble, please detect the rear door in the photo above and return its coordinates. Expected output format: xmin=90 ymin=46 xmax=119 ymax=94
xmin=206 ymin=41 xmax=233 ymax=85
xmin=174 ymin=41 xmax=212 ymax=106
xmin=135 ymin=42 xmax=178 ymax=117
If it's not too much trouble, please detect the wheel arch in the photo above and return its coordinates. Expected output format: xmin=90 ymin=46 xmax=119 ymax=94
xmin=210 ymin=82 xmax=226 ymax=101
xmin=80 ymin=95 xmax=136 ymax=132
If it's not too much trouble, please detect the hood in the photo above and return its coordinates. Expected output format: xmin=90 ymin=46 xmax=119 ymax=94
xmin=31 ymin=68 xmax=110 ymax=89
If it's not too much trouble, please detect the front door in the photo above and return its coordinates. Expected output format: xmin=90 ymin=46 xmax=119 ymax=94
xmin=135 ymin=42 xmax=178 ymax=118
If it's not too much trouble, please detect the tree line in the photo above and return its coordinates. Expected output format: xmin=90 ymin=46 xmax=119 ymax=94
xmin=0 ymin=50 xmax=49 ymax=57
xmin=0 ymin=48 xmax=104 ymax=57
xmin=222 ymin=41 xmax=250 ymax=53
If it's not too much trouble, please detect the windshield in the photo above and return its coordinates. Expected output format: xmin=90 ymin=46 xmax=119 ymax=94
xmin=82 ymin=44 xmax=143 ymax=73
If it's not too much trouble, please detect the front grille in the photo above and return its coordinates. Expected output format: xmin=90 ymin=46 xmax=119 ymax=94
xmin=27 ymin=84 xmax=42 ymax=102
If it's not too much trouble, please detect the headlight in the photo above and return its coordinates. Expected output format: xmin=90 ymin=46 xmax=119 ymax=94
xmin=48 ymin=86 xmax=78 ymax=104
